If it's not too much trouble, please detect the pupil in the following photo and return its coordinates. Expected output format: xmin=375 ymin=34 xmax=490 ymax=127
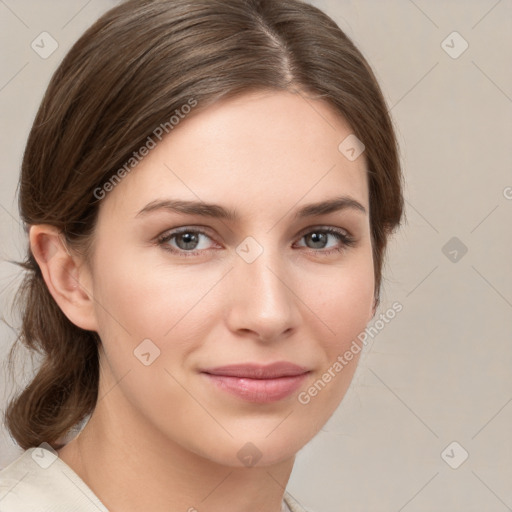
xmin=180 ymin=232 xmax=198 ymax=249
xmin=309 ymin=232 xmax=326 ymax=248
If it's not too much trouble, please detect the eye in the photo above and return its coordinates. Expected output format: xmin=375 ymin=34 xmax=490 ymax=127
xmin=157 ymin=228 xmax=216 ymax=257
xmin=157 ymin=226 xmax=356 ymax=257
xmin=295 ymin=227 xmax=356 ymax=255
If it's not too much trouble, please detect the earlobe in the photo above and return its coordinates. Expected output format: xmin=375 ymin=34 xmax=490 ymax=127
xmin=29 ymin=225 xmax=98 ymax=332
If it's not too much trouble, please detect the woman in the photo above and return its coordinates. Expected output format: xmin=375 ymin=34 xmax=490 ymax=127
xmin=0 ymin=0 xmax=403 ymax=510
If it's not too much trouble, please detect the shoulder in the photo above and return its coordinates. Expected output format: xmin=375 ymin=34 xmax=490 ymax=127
xmin=283 ymin=490 xmax=315 ymax=512
xmin=0 ymin=447 xmax=109 ymax=512
xmin=1 ymin=448 xmax=312 ymax=512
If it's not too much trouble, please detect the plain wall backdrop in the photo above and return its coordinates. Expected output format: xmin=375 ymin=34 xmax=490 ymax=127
xmin=0 ymin=1 xmax=511 ymax=511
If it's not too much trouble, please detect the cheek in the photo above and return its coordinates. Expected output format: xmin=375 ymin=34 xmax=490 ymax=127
xmin=90 ymin=250 xmax=221 ymax=363
xmin=307 ymin=255 xmax=374 ymax=352
xmin=294 ymin=252 xmax=374 ymax=411
xmin=89 ymin=258 xmax=204 ymax=416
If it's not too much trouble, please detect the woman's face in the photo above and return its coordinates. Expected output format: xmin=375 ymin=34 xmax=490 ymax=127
xmin=84 ymin=90 xmax=375 ymax=466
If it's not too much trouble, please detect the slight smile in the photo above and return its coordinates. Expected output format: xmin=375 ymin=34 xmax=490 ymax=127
xmin=201 ymin=362 xmax=311 ymax=403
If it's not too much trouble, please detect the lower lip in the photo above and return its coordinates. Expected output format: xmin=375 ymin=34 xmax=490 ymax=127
xmin=202 ymin=372 xmax=309 ymax=403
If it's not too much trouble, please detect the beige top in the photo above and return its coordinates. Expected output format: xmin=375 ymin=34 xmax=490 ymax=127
xmin=0 ymin=447 xmax=309 ymax=512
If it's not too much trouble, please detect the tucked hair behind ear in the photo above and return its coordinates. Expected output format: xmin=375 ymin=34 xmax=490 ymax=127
xmin=4 ymin=0 xmax=403 ymax=450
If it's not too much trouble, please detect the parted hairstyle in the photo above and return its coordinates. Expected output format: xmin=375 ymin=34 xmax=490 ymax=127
xmin=4 ymin=0 xmax=404 ymax=450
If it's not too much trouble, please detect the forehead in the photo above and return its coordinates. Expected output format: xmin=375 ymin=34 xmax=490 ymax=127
xmin=101 ymin=90 xmax=369 ymax=218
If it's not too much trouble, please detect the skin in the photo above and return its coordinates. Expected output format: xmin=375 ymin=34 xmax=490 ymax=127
xmin=31 ymin=89 xmax=376 ymax=512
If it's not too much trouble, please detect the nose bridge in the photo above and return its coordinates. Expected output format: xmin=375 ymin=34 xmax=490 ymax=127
xmin=236 ymin=236 xmax=289 ymax=306
xmin=227 ymin=234 xmax=298 ymax=339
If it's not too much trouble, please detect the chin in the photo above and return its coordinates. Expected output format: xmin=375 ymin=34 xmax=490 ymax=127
xmin=197 ymin=422 xmax=319 ymax=468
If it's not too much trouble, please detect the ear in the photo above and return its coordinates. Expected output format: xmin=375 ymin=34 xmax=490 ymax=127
xmin=29 ymin=225 xmax=98 ymax=332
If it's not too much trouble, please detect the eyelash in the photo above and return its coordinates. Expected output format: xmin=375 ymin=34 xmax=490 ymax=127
xmin=156 ymin=226 xmax=356 ymax=258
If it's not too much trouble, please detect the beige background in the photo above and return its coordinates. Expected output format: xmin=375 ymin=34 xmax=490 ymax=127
xmin=1 ymin=1 xmax=511 ymax=511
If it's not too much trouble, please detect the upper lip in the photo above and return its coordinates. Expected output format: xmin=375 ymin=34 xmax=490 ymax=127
xmin=201 ymin=362 xmax=310 ymax=379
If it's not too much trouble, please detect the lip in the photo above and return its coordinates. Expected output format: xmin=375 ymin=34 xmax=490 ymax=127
xmin=201 ymin=362 xmax=309 ymax=379
xmin=200 ymin=362 xmax=310 ymax=403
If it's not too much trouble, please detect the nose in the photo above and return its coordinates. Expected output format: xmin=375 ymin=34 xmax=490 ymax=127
xmin=225 ymin=244 xmax=300 ymax=343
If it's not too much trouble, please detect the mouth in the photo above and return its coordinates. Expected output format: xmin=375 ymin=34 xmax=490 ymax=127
xmin=200 ymin=362 xmax=310 ymax=403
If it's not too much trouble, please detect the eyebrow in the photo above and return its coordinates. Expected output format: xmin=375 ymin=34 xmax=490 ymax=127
xmin=136 ymin=195 xmax=367 ymax=221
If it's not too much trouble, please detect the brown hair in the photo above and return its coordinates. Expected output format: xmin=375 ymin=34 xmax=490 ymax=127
xmin=4 ymin=0 xmax=404 ymax=450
